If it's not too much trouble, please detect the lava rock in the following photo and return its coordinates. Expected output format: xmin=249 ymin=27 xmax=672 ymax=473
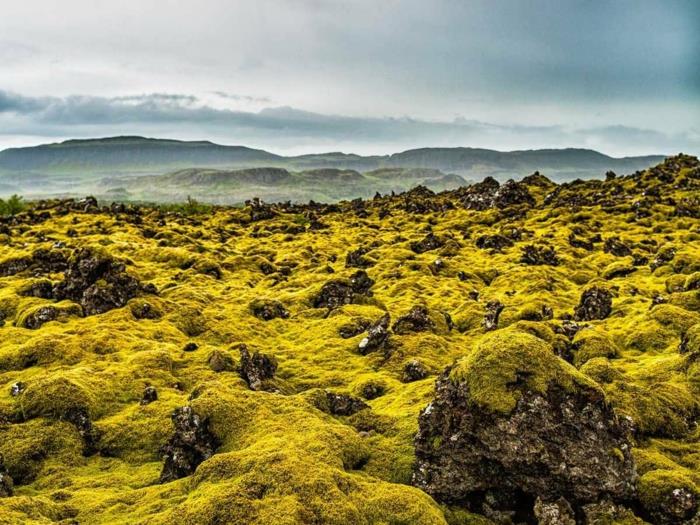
xmin=520 ymin=245 xmax=560 ymax=266
xmin=18 ymin=279 xmax=55 ymax=299
xmin=65 ymin=406 xmax=100 ymax=455
xmin=410 ymin=233 xmax=444 ymax=254
xmin=475 ymin=234 xmax=514 ymax=251
xmin=360 ymin=382 xmax=386 ymax=400
xmin=574 ymin=287 xmax=613 ymax=321
xmin=346 ymin=246 xmax=374 ymax=268
xmin=358 ymin=313 xmax=390 ymax=355
xmin=239 ymin=345 xmax=277 ymax=391
xmin=324 ymin=392 xmax=369 ymax=416
xmin=483 ymin=300 xmax=504 ymax=331
xmin=141 ymin=386 xmax=158 ymax=405
xmin=493 ymin=180 xmax=536 ymax=209
xmin=392 ymin=306 xmax=434 ymax=334
xmin=160 ymin=406 xmax=218 ymax=483
xmin=402 ymin=359 xmax=428 ymax=383
xmin=313 ymin=270 xmax=374 ymax=309
xmin=250 ymin=299 xmax=290 ymax=321
xmin=604 ymin=237 xmax=632 ymax=257
xmin=0 ymin=453 xmax=13 ymax=498
xmin=207 ymin=350 xmax=234 ymax=372
xmin=533 ymin=497 xmax=575 ymax=525
xmin=53 ymin=247 xmax=141 ymax=316
xmin=9 ymin=381 xmax=26 ymax=397
xmin=183 ymin=342 xmax=199 ymax=352
xmin=413 ymin=331 xmax=637 ymax=520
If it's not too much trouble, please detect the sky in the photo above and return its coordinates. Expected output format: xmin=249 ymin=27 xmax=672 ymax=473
xmin=0 ymin=0 xmax=698 ymax=156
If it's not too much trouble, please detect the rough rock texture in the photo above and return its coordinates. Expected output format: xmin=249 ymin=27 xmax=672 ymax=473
xmin=141 ymin=386 xmax=158 ymax=405
xmin=358 ymin=313 xmax=390 ymax=355
xmin=533 ymin=497 xmax=575 ymax=525
xmin=53 ymin=247 xmax=142 ymax=316
xmin=160 ymin=406 xmax=218 ymax=483
xmin=574 ymin=287 xmax=613 ymax=321
xmin=402 ymin=359 xmax=429 ymax=383
xmin=410 ymin=233 xmax=444 ymax=254
xmin=483 ymin=300 xmax=504 ymax=331
xmin=65 ymin=407 xmax=100 ymax=456
xmin=239 ymin=345 xmax=277 ymax=391
xmin=520 ymin=245 xmax=560 ymax=266
xmin=413 ymin=330 xmax=637 ymax=521
xmin=323 ymin=392 xmax=369 ymax=416
xmin=392 ymin=306 xmax=435 ymax=334
xmin=0 ymin=453 xmax=13 ymax=498
xmin=313 ymin=270 xmax=374 ymax=309
xmin=250 ymin=299 xmax=290 ymax=321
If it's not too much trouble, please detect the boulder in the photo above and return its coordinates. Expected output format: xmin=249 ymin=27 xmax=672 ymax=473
xmin=520 ymin=245 xmax=560 ymax=266
xmin=358 ymin=313 xmax=390 ymax=355
xmin=249 ymin=298 xmax=289 ymax=321
xmin=413 ymin=330 xmax=636 ymax=520
xmin=160 ymin=406 xmax=218 ymax=483
xmin=483 ymin=300 xmax=504 ymax=331
xmin=141 ymin=386 xmax=158 ymax=405
xmin=239 ymin=345 xmax=277 ymax=391
xmin=313 ymin=270 xmax=374 ymax=309
xmin=574 ymin=287 xmax=613 ymax=321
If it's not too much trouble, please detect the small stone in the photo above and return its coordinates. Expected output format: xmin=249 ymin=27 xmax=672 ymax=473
xmin=358 ymin=313 xmax=390 ymax=355
xmin=483 ymin=300 xmax=504 ymax=331
xmin=402 ymin=360 xmax=428 ymax=383
xmin=141 ymin=386 xmax=158 ymax=405
xmin=160 ymin=406 xmax=218 ymax=483
xmin=183 ymin=342 xmax=199 ymax=352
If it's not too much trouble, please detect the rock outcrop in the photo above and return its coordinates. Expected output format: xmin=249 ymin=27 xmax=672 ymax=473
xmin=413 ymin=329 xmax=637 ymax=521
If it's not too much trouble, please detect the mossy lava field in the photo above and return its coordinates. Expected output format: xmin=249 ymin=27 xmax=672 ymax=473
xmin=1 ymin=155 xmax=700 ymax=524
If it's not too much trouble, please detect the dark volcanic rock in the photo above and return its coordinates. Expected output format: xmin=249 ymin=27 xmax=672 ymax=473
xmin=52 ymin=247 xmax=141 ymax=316
xmin=323 ymin=392 xmax=369 ymax=416
xmin=160 ymin=406 xmax=218 ymax=483
xmin=413 ymin=331 xmax=636 ymax=520
xmin=392 ymin=306 xmax=434 ymax=334
xmin=239 ymin=345 xmax=277 ymax=391
xmin=493 ymin=180 xmax=536 ymax=209
xmin=250 ymin=299 xmax=290 ymax=321
xmin=358 ymin=313 xmax=390 ymax=355
xmin=520 ymin=244 xmax=560 ymax=266
xmin=346 ymin=246 xmax=374 ymax=268
xmin=10 ymin=381 xmax=26 ymax=397
xmin=65 ymin=406 xmax=100 ymax=455
xmin=313 ymin=270 xmax=374 ymax=309
xmin=410 ymin=233 xmax=444 ymax=254
xmin=0 ymin=453 xmax=13 ymax=497
xmin=402 ymin=359 xmax=429 ymax=383
xmin=475 ymin=234 xmax=513 ymax=251
xmin=574 ymin=287 xmax=613 ymax=321
xmin=483 ymin=300 xmax=504 ymax=331
xmin=604 ymin=237 xmax=632 ymax=257
xmin=141 ymin=386 xmax=158 ymax=405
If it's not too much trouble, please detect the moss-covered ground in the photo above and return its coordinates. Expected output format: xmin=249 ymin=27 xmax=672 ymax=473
xmin=0 ymin=156 xmax=699 ymax=523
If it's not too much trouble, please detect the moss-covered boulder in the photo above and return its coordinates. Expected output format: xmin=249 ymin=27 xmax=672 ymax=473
xmin=413 ymin=329 xmax=636 ymax=520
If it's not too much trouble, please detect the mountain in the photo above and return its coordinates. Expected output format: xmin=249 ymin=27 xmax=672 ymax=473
xmin=0 ymin=136 xmax=667 ymax=201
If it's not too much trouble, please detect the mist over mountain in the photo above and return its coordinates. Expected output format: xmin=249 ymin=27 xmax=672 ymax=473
xmin=0 ymin=136 xmax=666 ymax=203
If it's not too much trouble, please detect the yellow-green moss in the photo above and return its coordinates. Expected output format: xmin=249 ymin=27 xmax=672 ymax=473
xmin=449 ymin=328 xmax=599 ymax=414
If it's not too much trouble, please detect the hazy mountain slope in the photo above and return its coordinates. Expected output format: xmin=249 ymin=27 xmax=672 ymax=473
xmin=0 ymin=136 xmax=283 ymax=173
xmin=0 ymin=137 xmax=665 ymax=182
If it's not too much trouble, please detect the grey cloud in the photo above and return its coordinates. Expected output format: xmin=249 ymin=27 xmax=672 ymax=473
xmin=0 ymin=89 xmax=696 ymax=156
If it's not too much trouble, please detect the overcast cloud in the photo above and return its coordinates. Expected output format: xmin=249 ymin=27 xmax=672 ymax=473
xmin=0 ymin=0 xmax=698 ymax=156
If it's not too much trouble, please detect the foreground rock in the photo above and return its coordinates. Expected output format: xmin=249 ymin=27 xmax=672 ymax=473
xmin=160 ymin=406 xmax=218 ymax=483
xmin=413 ymin=329 xmax=636 ymax=521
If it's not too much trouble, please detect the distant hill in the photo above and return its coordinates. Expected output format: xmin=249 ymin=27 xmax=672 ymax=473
xmin=0 ymin=136 xmax=667 ymax=201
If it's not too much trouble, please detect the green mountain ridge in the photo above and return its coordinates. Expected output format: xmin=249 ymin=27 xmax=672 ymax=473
xmin=0 ymin=136 xmax=668 ymax=202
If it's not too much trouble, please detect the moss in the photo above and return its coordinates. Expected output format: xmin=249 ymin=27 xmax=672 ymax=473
xmin=580 ymin=357 xmax=623 ymax=384
xmin=638 ymin=469 xmax=699 ymax=518
xmin=649 ymin=304 xmax=700 ymax=335
xmin=572 ymin=328 xmax=619 ymax=368
xmin=449 ymin=328 xmax=599 ymax=414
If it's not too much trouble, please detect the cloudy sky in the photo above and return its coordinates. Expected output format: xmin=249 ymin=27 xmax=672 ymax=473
xmin=0 ymin=0 xmax=698 ymax=156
